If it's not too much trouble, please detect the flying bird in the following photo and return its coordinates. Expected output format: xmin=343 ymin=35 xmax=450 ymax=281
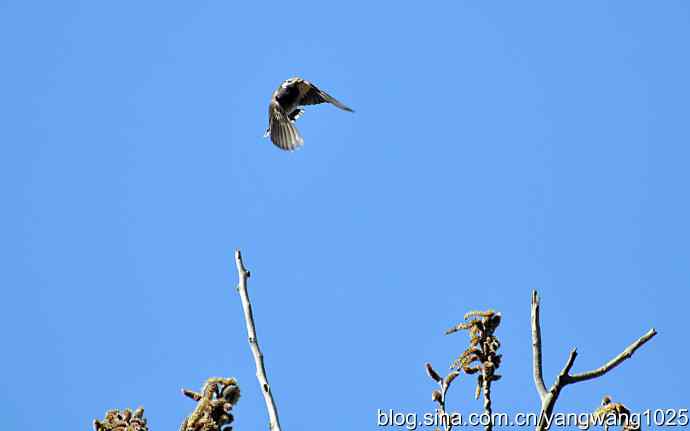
xmin=265 ymin=77 xmax=354 ymax=151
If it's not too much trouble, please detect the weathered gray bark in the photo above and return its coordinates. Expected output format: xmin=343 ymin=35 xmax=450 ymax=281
xmin=530 ymin=290 xmax=656 ymax=431
xmin=235 ymin=250 xmax=282 ymax=431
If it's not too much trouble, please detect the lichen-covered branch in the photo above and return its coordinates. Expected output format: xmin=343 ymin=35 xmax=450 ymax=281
xmin=582 ymin=396 xmax=641 ymax=431
xmin=234 ymin=250 xmax=282 ymax=431
xmin=448 ymin=310 xmax=502 ymax=431
xmin=93 ymin=407 xmax=148 ymax=431
xmin=179 ymin=377 xmax=241 ymax=431
xmin=427 ymin=310 xmax=502 ymax=431
xmin=530 ymin=290 xmax=657 ymax=431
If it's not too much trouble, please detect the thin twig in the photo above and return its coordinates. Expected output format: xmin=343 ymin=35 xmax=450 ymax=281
xmin=530 ymin=290 xmax=657 ymax=431
xmin=235 ymin=250 xmax=282 ymax=431
xmin=427 ymin=363 xmax=457 ymax=431
xmin=439 ymin=380 xmax=453 ymax=431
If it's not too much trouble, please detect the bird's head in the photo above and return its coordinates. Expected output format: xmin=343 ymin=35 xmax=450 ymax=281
xmin=282 ymin=77 xmax=301 ymax=87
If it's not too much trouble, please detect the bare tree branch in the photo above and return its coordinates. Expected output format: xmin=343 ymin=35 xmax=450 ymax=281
xmin=559 ymin=349 xmax=578 ymax=378
xmin=235 ymin=250 xmax=282 ymax=431
xmin=531 ymin=290 xmax=548 ymax=399
xmin=530 ymin=291 xmax=657 ymax=431
xmin=566 ymin=328 xmax=657 ymax=384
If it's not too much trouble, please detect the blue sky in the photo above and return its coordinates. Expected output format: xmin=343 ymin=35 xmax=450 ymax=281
xmin=2 ymin=1 xmax=689 ymax=430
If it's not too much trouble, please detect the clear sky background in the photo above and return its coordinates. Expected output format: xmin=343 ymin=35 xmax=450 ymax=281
xmin=2 ymin=1 xmax=689 ymax=430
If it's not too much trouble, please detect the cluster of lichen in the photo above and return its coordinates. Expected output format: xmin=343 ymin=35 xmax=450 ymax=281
xmin=93 ymin=407 xmax=148 ymax=431
xmin=179 ymin=377 xmax=241 ymax=431
xmin=585 ymin=396 xmax=641 ymax=431
xmin=446 ymin=310 xmax=502 ymax=399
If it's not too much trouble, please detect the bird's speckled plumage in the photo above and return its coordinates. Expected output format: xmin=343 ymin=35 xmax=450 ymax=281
xmin=265 ymin=77 xmax=354 ymax=151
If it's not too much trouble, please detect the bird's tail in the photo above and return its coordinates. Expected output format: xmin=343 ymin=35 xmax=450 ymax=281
xmin=269 ymin=115 xmax=304 ymax=151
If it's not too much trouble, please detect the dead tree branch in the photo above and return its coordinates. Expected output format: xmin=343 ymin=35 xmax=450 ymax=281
xmin=531 ymin=291 xmax=548 ymax=400
xmin=235 ymin=250 xmax=282 ymax=431
xmin=530 ymin=290 xmax=656 ymax=431
xmin=567 ymin=329 xmax=657 ymax=384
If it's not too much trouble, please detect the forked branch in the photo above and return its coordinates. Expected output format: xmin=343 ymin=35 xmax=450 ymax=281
xmin=530 ymin=290 xmax=656 ymax=431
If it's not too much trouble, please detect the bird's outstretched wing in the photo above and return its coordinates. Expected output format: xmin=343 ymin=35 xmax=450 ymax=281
xmin=267 ymin=102 xmax=304 ymax=151
xmin=297 ymin=80 xmax=354 ymax=112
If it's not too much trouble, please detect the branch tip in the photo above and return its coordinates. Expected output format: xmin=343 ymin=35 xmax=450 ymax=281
xmin=233 ymin=250 xmax=281 ymax=431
